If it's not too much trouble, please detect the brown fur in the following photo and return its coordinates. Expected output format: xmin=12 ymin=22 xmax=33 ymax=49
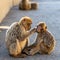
xmin=19 ymin=0 xmax=31 ymax=10
xmin=24 ymin=22 xmax=56 ymax=55
xmin=5 ymin=16 xmax=36 ymax=57
xmin=31 ymin=2 xmax=38 ymax=10
xmin=19 ymin=0 xmax=38 ymax=10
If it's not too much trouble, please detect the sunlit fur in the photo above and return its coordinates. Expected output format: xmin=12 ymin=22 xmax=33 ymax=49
xmin=19 ymin=0 xmax=38 ymax=10
xmin=5 ymin=16 xmax=36 ymax=57
xmin=19 ymin=0 xmax=31 ymax=10
xmin=24 ymin=22 xmax=56 ymax=55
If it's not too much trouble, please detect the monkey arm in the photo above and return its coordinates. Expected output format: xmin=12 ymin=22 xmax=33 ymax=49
xmin=21 ymin=28 xmax=36 ymax=40
xmin=29 ymin=45 xmax=40 ymax=55
xmin=28 ymin=35 xmax=43 ymax=55
xmin=36 ymin=35 xmax=43 ymax=46
xmin=44 ymin=36 xmax=54 ymax=48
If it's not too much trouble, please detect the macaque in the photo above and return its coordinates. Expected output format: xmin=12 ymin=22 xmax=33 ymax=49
xmin=5 ymin=16 xmax=36 ymax=57
xmin=19 ymin=0 xmax=31 ymax=10
xmin=19 ymin=0 xmax=38 ymax=10
xmin=31 ymin=2 xmax=38 ymax=10
xmin=23 ymin=22 xmax=56 ymax=56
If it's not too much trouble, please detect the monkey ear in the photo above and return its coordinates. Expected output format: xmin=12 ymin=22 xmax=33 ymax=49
xmin=45 ymin=26 xmax=47 ymax=29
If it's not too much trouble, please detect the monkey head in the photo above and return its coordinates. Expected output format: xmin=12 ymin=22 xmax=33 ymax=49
xmin=19 ymin=16 xmax=32 ymax=31
xmin=36 ymin=22 xmax=47 ymax=33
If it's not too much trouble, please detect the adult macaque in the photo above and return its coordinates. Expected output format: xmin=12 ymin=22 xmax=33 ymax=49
xmin=5 ymin=16 xmax=36 ymax=57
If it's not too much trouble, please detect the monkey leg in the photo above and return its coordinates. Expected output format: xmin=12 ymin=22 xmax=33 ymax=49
xmin=31 ymin=2 xmax=38 ymax=10
xmin=9 ymin=44 xmax=21 ymax=57
xmin=9 ymin=43 xmax=27 ymax=58
xmin=19 ymin=53 xmax=27 ymax=58
xmin=39 ymin=43 xmax=50 ymax=54
xmin=22 ymin=48 xmax=30 ymax=55
xmin=22 ymin=43 xmax=37 ymax=55
xmin=9 ymin=52 xmax=27 ymax=58
xmin=9 ymin=39 xmax=22 ymax=57
xmin=28 ymin=45 xmax=40 ymax=56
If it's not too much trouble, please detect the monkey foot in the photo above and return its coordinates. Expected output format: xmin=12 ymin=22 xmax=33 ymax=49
xmin=9 ymin=53 xmax=27 ymax=58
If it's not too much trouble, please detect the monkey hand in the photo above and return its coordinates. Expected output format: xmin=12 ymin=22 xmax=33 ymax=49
xmin=29 ymin=28 xmax=36 ymax=35
xmin=30 ymin=27 xmax=37 ymax=33
xmin=36 ymin=26 xmax=41 ymax=33
xmin=28 ymin=49 xmax=35 ymax=56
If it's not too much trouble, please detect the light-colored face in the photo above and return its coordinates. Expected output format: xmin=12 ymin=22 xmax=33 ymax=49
xmin=25 ymin=21 xmax=32 ymax=30
xmin=21 ymin=17 xmax=32 ymax=31
xmin=36 ymin=22 xmax=47 ymax=33
xmin=37 ymin=25 xmax=41 ymax=32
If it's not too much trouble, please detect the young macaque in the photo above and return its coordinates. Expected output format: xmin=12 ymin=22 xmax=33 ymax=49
xmin=23 ymin=22 xmax=56 ymax=56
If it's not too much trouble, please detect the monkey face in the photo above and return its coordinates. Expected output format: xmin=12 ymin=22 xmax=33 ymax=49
xmin=26 ymin=22 xmax=32 ymax=30
xmin=24 ymin=17 xmax=32 ymax=30
xmin=20 ymin=16 xmax=32 ymax=31
xmin=36 ymin=22 xmax=47 ymax=33
xmin=36 ymin=25 xmax=41 ymax=33
xmin=24 ymin=22 xmax=32 ymax=30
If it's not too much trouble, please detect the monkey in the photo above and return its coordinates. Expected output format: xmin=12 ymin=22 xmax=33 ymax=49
xmin=19 ymin=0 xmax=38 ymax=10
xmin=5 ymin=16 xmax=36 ymax=58
xmin=19 ymin=0 xmax=31 ymax=10
xmin=31 ymin=2 xmax=38 ymax=10
xmin=23 ymin=22 xmax=56 ymax=56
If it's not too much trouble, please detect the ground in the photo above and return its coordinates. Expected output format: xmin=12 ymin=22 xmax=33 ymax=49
xmin=0 ymin=0 xmax=60 ymax=60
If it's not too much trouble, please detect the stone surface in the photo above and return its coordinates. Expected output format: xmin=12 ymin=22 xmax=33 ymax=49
xmin=0 ymin=0 xmax=60 ymax=60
